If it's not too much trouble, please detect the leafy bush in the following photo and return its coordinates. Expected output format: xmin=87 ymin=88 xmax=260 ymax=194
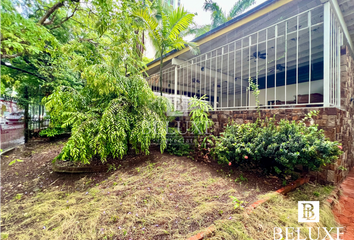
xmin=188 ymin=95 xmax=214 ymax=136
xmin=166 ymin=127 xmax=190 ymax=156
xmin=44 ymin=75 xmax=169 ymax=164
xmin=39 ymin=116 xmax=69 ymax=137
xmin=213 ymin=117 xmax=342 ymax=176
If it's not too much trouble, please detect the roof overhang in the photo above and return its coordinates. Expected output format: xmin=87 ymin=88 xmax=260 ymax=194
xmin=335 ymin=0 xmax=354 ymax=51
xmin=330 ymin=0 xmax=354 ymax=51
xmin=146 ymin=0 xmax=295 ymax=71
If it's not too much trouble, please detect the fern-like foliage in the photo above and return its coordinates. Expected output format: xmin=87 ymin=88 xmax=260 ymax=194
xmin=44 ymin=75 xmax=169 ymax=164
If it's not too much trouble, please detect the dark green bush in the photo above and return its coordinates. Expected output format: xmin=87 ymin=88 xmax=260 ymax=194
xmin=213 ymin=118 xmax=342 ymax=176
xmin=166 ymin=127 xmax=191 ymax=156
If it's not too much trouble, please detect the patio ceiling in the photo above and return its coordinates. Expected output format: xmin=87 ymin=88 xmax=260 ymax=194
xmin=337 ymin=0 xmax=354 ymax=50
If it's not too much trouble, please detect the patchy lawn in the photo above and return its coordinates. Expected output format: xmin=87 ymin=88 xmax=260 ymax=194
xmin=209 ymin=183 xmax=339 ymax=239
xmin=0 ymin=139 xmax=339 ymax=239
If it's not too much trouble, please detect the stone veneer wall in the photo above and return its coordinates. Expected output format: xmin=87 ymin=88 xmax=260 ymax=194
xmin=175 ymin=46 xmax=354 ymax=185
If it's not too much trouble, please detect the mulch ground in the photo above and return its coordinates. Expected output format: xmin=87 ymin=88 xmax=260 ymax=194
xmin=1 ymin=137 xmax=283 ymax=206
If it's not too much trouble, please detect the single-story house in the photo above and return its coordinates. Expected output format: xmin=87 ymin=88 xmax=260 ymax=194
xmin=144 ymin=0 xmax=354 ymax=184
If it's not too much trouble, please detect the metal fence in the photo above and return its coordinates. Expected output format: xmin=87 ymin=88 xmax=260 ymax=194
xmin=0 ymin=100 xmax=49 ymax=153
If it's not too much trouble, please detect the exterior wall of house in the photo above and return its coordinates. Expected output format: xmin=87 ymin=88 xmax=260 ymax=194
xmin=173 ymin=45 xmax=354 ymax=185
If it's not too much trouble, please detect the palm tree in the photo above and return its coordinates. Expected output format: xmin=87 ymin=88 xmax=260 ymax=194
xmin=191 ymin=0 xmax=256 ymax=38
xmin=135 ymin=1 xmax=199 ymax=96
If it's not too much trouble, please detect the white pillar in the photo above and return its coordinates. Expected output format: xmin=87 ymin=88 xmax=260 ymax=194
xmin=174 ymin=66 xmax=178 ymax=110
xmin=214 ymin=62 xmax=218 ymax=111
xmin=323 ymin=1 xmax=331 ymax=107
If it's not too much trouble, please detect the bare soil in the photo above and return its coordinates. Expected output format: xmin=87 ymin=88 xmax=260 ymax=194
xmin=1 ymin=138 xmax=287 ymax=239
xmin=1 ymin=138 xmax=282 ymax=205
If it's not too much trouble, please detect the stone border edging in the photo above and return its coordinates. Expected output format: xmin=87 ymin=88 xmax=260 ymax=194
xmin=0 ymin=146 xmax=17 ymax=156
xmin=186 ymin=176 xmax=310 ymax=240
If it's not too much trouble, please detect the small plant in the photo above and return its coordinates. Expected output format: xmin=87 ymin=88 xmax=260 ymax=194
xmin=235 ymin=174 xmax=248 ymax=183
xmin=313 ymin=191 xmax=320 ymax=197
xmin=188 ymin=95 xmax=214 ymax=137
xmin=166 ymin=127 xmax=191 ymax=156
xmin=107 ymin=164 xmax=116 ymax=173
xmin=247 ymin=78 xmax=260 ymax=115
xmin=229 ymin=196 xmax=245 ymax=210
xmin=14 ymin=193 xmax=23 ymax=201
xmin=1 ymin=233 xmax=9 ymax=239
xmin=282 ymin=180 xmax=287 ymax=186
xmin=338 ymin=166 xmax=347 ymax=171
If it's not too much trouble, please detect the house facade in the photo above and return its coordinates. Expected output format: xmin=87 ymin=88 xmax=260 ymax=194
xmin=145 ymin=0 xmax=354 ymax=184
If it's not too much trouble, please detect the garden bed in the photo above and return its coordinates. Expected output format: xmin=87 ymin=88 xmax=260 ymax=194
xmin=0 ymin=139 xmax=340 ymax=239
xmin=1 ymin=138 xmax=284 ymax=239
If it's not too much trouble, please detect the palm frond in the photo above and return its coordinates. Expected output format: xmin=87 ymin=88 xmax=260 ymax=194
xmin=133 ymin=9 xmax=161 ymax=44
xmin=228 ymin=0 xmax=256 ymax=19
xmin=203 ymin=0 xmax=227 ymax=29
xmin=167 ymin=7 xmax=195 ymax=40
xmin=183 ymin=24 xmax=212 ymax=38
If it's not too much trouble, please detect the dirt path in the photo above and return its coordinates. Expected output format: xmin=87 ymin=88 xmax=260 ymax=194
xmin=333 ymin=167 xmax=354 ymax=240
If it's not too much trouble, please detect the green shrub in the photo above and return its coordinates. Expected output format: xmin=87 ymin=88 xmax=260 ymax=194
xmin=39 ymin=116 xmax=69 ymax=137
xmin=166 ymin=127 xmax=191 ymax=156
xmin=213 ymin=117 xmax=342 ymax=176
xmin=188 ymin=95 xmax=214 ymax=136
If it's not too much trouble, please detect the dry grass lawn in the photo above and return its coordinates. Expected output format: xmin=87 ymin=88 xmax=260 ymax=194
xmin=1 ymin=140 xmax=340 ymax=240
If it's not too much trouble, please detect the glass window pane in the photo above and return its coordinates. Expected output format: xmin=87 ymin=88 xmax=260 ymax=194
xmin=299 ymin=12 xmax=308 ymax=30
xmin=311 ymin=23 xmax=323 ymax=103
xmin=266 ymin=39 xmax=275 ymax=106
xmin=311 ymin=6 xmax=323 ymax=25
xmin=243 ymin=46 xmax=250 ymax=106
xmin=287 ymin=16 xmax=297 ymax=34
xmin=286 ymin=32 xmax=297 ymax=104
xmin=276 ymin=35 xmax=285 ymax=104
xmin=297 ymin=29 xmax=310 ymax=104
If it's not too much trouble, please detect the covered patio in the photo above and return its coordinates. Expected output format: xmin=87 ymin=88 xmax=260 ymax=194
xmin=145 ymin=0 xmax=354 ymax=112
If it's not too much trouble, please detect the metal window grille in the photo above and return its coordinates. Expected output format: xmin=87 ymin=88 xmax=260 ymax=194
xmin=146 ymin=4 xmax=343 ymax=111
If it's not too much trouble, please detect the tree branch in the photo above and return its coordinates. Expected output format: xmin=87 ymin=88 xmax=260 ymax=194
xmin=43 ymin=10 xmax=58 ymax=26
xmin=1 ymin=61 xmax=48 ymax=82
xmin=50 ymin=4 xmax=79 ymax=30
xmin=1 ymin=53 xmax=22 ymax=59
xmin=38 ymin=1 xmax=65 ymax=25
xmin=78 ymin=38 xmax=99 ymax=47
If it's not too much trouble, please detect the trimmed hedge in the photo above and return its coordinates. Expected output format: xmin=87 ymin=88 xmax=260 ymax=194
xmin=213 ymin=118 xmax=342 ymax=176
